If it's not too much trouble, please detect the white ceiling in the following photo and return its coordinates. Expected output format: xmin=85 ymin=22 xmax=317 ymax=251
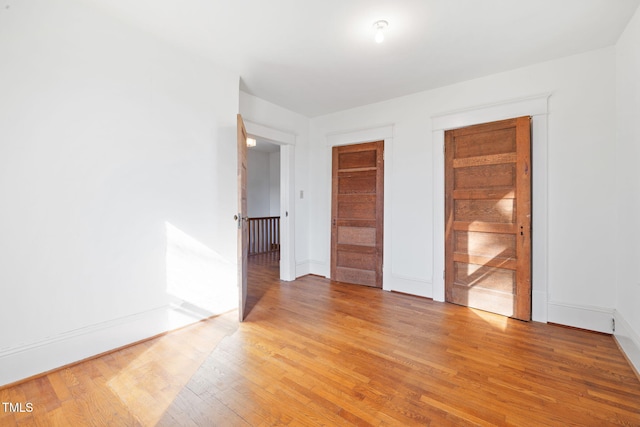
xmin=91 ymin=0 xmax=639 ymax=117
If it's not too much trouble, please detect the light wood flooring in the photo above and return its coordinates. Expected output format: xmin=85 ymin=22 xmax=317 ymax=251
xmin=1 ymin=252 xmax=639 ymax=426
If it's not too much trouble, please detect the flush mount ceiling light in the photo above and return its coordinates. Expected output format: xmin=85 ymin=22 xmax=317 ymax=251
xmin=246 ymin=137 xmax=256 ymax=147
xmin=373 ymin=20 xmax=388 ymax=44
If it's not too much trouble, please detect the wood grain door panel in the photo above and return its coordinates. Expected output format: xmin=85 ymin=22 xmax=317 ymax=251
xmin=445 ymin=117 xmax=531 ymax=320
xmin=237 ymin=114 xmax=248 ymax=321
xmin=331 ymin=141 xmax=384 ymax=288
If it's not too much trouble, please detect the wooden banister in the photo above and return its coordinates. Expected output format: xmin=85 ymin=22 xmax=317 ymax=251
xmin=248 ymin=216 xmax=280 ymax=255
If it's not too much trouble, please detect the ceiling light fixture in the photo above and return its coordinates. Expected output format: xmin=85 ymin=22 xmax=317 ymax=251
xmin=373 ymin=20 xmax=388 ymax=44
xmin=246 ymin=137 xmax=256 ymax=148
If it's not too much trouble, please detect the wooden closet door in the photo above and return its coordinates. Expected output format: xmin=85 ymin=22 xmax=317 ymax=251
xmin=331 ymin=141 xmax=384 ymax=288
xmin=445 ymin=117 xmax=531 ymax=320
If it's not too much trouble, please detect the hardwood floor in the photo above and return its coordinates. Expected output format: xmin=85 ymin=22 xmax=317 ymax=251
xmin=2 ymin=253 xmax=639 ymax=426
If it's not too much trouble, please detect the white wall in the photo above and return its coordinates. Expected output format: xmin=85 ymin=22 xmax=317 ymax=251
xmin=0 ymin=0 xmax=239 ymax=386
xmin=239 ymin=92 xmax=311 ymax=276
xmin=270 ymin=152 xmax=281 ymax=217
xmin=308 ymin=47 xmax=618 ymax=332
xmin=615 ymin=5 xmax=640 ymax=373
xmin=247 ymin=149 xmax=280 ymax=217
xmin=247 ymin=150 xmax=272 ymax=217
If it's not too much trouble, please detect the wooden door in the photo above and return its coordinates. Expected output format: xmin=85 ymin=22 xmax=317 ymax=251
xmin=237 ymin=114 xmax=248 ymax=321
xmin=331 ymin=141 xmax=384 ymax=288
xmin=445 ymin=117 xmax=531 ymax=320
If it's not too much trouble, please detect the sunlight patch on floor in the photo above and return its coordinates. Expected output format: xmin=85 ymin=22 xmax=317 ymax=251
xmin=105 ymin=315 xmax=233 ymax=425
xmin=469 ymin=307 xmax=509 ymax=331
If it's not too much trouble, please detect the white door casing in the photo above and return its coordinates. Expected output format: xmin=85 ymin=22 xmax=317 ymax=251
xmin=432 ymin=94 xmax=550 ymax=323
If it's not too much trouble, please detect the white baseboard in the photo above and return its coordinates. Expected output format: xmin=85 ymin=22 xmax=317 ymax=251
xmin=296 ymin=259 xmax=330 ymax=278
xmin=384 ymin=273 xmax=432 ymax=298
xmin=301 ymin=262 xmax=433 ymax=298
xmin=547 ymin=301 xmax=614 ymax=333
xmin=614 ymin=310 xmax=640 ymax=377
xmin=0 ymin=303 xmax=212 ymax=387
xmin=307 ymin=260 xmax=329 ymax=278
xmin=295 ymin=259 xmax=311 ymax=277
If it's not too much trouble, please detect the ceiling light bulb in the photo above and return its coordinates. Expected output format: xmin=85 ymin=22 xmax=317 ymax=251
xmin=375 ymin=28 xmax=384 ymax=43
xmin=373 ymin=20 xmax=388 ymax=44
xmin=246 ymin=137 xmax=256 ymax=147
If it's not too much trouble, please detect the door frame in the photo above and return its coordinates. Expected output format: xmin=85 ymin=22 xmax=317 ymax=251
xmin=432 ymin=94 xmax=550 ymax=322
xmin=243 ymin=120 xmax=296 ymax=281
xmin=326 ymin=125 xmax=393 ymax=290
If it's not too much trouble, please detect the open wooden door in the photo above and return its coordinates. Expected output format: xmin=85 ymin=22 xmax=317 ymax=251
xmin=445 ymin=117 xmax=531 ymax=320
xmin=331 ymin=141 xmax=384 ymax=288
xmin=237 ymin=114 xmax=248 ymax=321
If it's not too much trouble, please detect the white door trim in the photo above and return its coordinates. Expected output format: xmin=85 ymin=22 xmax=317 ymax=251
xmin=432 ymin=94 xmax=550 ymax=322
xmin=244 ymin=120 xmax=296 ymax=281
